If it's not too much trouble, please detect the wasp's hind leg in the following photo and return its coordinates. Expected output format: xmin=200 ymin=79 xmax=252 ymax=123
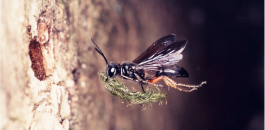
xmin=162 ymin=76 xmax=206 ymax=92
xmin=134 ymin=73 xmax=164 ymax=88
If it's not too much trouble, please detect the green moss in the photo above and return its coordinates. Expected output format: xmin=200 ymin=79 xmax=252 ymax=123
xmin=99 ymin=72 xmax=167 ymax=110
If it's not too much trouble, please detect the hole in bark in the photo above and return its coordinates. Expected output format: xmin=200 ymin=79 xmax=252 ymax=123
xmin=29 ymin=38 xmax=46 ymax=80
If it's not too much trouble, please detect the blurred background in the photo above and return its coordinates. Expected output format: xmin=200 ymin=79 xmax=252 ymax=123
xmin=74 ymin=0 xmax=264 ymax=130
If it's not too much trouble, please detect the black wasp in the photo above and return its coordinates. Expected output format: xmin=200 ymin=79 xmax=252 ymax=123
xmin=92 ymin=34 xmax=206 ymax=92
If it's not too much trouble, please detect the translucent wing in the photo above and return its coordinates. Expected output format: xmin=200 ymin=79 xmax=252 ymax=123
xmin=136 ymin=51 xmax=184 ymax=70
xmin=133 ymin=34 xmax=177 ymax=64
xmin=134 ymin=36 xmax=188 ymax=71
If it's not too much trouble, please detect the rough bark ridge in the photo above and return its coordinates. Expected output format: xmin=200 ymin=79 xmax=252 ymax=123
xmin=1 ymin=0 xmax=77 ymax=129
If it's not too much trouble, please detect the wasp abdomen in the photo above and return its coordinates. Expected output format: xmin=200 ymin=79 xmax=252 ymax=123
xmin=156 ymin=66 xmax=189 ymax=78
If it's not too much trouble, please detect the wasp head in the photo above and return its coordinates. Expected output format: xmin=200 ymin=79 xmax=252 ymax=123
xmin=92 ymin=39 xmax=120 ymax=80
xmin=106 ymin=63 xmax=119 ymax=78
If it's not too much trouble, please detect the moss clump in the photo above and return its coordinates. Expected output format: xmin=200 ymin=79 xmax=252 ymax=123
xmin=99 ymin=72 xmax=167 ymax=110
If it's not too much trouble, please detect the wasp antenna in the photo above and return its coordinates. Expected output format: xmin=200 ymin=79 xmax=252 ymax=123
xmin=91 ymin=39 xmax=109 ymax=65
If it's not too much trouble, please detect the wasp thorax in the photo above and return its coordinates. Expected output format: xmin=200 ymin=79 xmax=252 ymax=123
xmin=106 ymin=63 xmax=119 ymax=78
xmin=121 ymin=62 xmax=136 ymax=78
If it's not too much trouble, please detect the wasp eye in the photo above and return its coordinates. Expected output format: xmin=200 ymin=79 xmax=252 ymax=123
xmin=111 ymin=68 xmax=115 ymax=73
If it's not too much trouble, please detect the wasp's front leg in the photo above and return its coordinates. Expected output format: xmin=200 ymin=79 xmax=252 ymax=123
xmin=120 ymin=73 xmax=136 ymax=81
xmin=120 ymin=68 xmax=137 ymax=81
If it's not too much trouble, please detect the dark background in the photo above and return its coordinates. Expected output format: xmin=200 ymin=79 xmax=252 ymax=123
xmin=79 ymin=0 xmax=264 ymax=129
xmin=152 ymin=0 xmax=264 ymax=130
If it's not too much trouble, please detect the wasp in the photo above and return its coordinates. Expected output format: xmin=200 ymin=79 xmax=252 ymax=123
xmin=92 ymin=34 xmax=206 ymax=92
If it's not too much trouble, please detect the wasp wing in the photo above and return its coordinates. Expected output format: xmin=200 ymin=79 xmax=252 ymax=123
xmin=133 ymin=34 xmax=177 ymax=64
xmin=135 ymin=50 xmax=183 ymax=70
xmin=134 ymin=37 xmax=188 ymax=71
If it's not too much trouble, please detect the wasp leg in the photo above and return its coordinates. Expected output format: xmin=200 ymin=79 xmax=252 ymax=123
xmin=150 ymin=76 xmax=163 ymax=84
xmin=133 ymin=73 xmax=146 ymax=92
xmin=120 ymin=71 xmax=149 ymax=92
xmin=141 ymin=83 xmax=146 ymax=93
xmin=134 ymin=73 xmax=164 ymax=88
xmin=162 ymin=76 xmax=206 ymax=92
xmin=120 ymin=71 xmax=136 ymax=81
